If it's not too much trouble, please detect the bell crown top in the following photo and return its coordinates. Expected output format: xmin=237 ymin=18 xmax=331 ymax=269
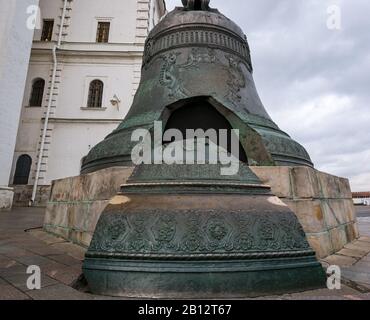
xmin=182 ymin=0 xmax=211 ymax=11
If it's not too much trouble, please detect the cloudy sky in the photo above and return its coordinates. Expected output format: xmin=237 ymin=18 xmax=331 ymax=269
xmin=165 ymin=0 xmax=370 ymax=191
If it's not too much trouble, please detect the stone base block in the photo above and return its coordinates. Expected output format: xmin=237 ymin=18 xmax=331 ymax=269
xmin=250 ymin=166 xmax=359 ymax=258
xmin=44 ymin=167 xmax=133 ymax=247
xmin=44 ymin=166 xmax=359 ymax=258
xmin=11 ymin=185 xmax=51 ymax=207
xmin=0 ymin=187 xmax=14 ymax=211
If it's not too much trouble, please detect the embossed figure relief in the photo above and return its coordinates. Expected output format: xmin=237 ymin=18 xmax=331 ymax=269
xmin=152 ymin=214 xmax=178 ymax=251
xmin=157 ymin=48 xmax=250 ymax=105
xmin=126 ymin=216 xmax=152 ymax=252
xmin=225 ymin=55 xmax=247 ymax=105
xmin=158 ymin=48 xmax=219 ymax=99
xmin=159 ymin=52 xmax=189 ymax=99
xmin=89 ymin=210 xmax=311 ymax=256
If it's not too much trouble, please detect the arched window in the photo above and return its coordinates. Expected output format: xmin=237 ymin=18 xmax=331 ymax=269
xmin=87 ymin=80 xmax=104 ymax=108
xmin=29 ymin=78 xmax=45 ymax=107
xmin=13 ymin=155 xmax=32 ymax=185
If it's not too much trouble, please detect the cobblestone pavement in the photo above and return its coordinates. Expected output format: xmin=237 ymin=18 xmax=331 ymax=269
xmin=0 ymin=206 xmax=369 ymax=300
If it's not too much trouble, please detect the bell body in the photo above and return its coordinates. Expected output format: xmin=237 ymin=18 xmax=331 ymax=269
xmin=81 ymin=6 xmax=313 ymax=174
xmin=82 ymin=3 xmax=326 ymax=298
xmin=83 ymin=163 xmax=325 ymax=298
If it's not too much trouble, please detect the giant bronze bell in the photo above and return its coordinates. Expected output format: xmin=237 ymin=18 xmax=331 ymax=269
xmin=81 ymin=0 xmax=313 ymax=173
xmin=83 ymin=0 xmax=326 ymax=298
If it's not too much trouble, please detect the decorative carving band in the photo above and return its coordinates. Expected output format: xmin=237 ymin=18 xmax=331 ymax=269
xmin=86 ymin=250 xmax=315 ymax=261
xmin=143 ymin=27 xmax=252 ymax=71
xmin=88 ymin=209 xmax=312 ymax=259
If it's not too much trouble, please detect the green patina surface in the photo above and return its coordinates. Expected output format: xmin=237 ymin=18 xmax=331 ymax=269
xmin=84 ymin=160 xmax=325 ymax=297
xmin=81 ymin=4 xmax=313 ymax=174
xmin=82 ymin=1 xmax=325 ymax=298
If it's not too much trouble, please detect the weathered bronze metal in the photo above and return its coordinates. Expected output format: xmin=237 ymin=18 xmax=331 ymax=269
xmin=83 ymin=161 xmax=325 ymax=297
xmin=81 ymin=1 xmax=313 ymax=174
xmin=83 ymin=1 xmax=325 ymax=298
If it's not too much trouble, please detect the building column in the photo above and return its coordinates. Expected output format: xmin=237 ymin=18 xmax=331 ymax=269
xmin=0 ymin=0 xmax=38 ymax=210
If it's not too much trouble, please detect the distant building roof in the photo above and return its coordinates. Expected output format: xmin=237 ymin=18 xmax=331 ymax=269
xmin=352 ymin=192 xmax=370 ymax=198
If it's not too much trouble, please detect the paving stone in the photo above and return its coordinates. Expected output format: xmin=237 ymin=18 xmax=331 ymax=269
xmin=0 ymin=245 xmax=21 ymax=255
xmin=28 ymin=229 xmax=66 ymax=245
xmin=0 ymin=240 xmax=13 ymax=246
xmin=46 ymin=254 xmax=81 ymax=267
xmin=26 ymin=283 xmax=92 ymax=300
xmin=14 ymin=254 xmax=59 ymax=268
xmin=322 ymin=254 xmax=358 ymax=267
xmin=283 ymin=285 xmax=360 ymax=299
xmin=337 ymin=248 xmax=366 ymax=259
xmin=343 ymin=264 xmax=370 ymax=276
xmin=341 ymin=268 xmax=370 ymax=284
xmin=358 ymin=282 xmax=370 ymax=291
xmin=50 ymin=242 xmax=86 ymax=261
xmin=287 ymin=296 xmax=350 ymax=300
xmin=344 ymin=243 xmax=370 ymax=254
xmin=0 ymin=284 xmax=31 ymax=300
xmin=45 ymin=265 xmax=82 ymax=286
xmin=40 ymin=261 xmax=70 ymax=278
xmin=3 ymin=248 xmax=33 ymax=258
xmin=358 ymin=237 xmax=370 ymax=243
xmin=342 ymin=295 xmax=368 ymax=300
xmin=91 ymin=295 xmax=128 ymax=300
xmin=2 ymin=272 xmax=59 ymax=292
xmin=359 ymin=256 xmax=370 ymax=263
xmin=354 ymin=260 xmax=370 ymax=267
xmin=0 ymin=255 xmax=21 ymax=269
xmin=0 ymin=264 xmax=28 ymax=277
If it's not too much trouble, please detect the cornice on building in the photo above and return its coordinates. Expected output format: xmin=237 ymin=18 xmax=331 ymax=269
xmin=43 ymin=117 xmax=123 ymax=124
xmin=30 ymin=47 xmax=145 ymax=60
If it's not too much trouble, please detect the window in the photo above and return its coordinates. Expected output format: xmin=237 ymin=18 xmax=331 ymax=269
xmin=29 ymin=78 xmax=45 ymax=107
xmin=87 ymin=80 xmax=104 ymax=108
xmin=96 ymin=22 xmax=110 ymax=43
xmin=41 ymin=20 xmax=54 ymax=41
xmin=13 ymin=155 xmax=32 ymax=185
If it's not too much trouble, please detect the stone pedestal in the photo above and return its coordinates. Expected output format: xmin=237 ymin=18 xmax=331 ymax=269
xmin=44 ymin=167 xmax=134 ymax=246
xmin=44 ymin=166 xmax=359 ymax=258
xmin=0 ymin=186 xmax=14 ymax=211
xmin=250 ymin=167 xmax=359 ymax=258
xmin=11 ymin=185 xmax=52 ymax=207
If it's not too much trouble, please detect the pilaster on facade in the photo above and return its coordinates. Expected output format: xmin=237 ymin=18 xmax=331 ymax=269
xmin=56 ymin=0 xmax=74 ymax=43
xmin=134 ymin=0 xmax=152 ymax=96
xmin=136 ymin=0 xmax=151 ymax=44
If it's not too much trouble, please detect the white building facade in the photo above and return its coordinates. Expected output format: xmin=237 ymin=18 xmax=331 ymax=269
xmin=352 ymin=192 xmax=370 ymax=206
xmin=0 ymin=0 xmax=39 ymax=210
xmin=10 ymin=0 xmax=166 ymax=205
